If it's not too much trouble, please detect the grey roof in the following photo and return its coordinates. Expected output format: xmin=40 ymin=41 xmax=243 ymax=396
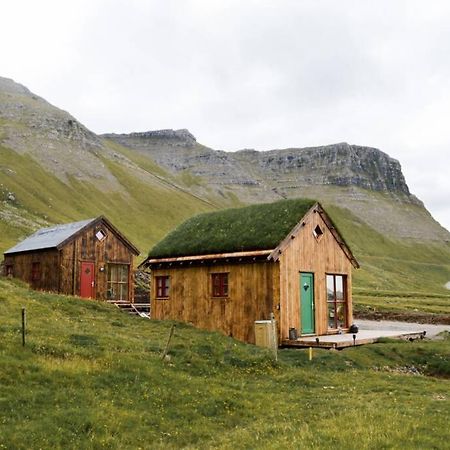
xmin=4 ymin=218 xmax=96 ymax=255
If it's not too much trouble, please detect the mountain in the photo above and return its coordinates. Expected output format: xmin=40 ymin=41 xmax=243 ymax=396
xmin=104 ymin=131 xmax=449 ymax=242
xmin=1 ymin=76 xmax=450 ymax=307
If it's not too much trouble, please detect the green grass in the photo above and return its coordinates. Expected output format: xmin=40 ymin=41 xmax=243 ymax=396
xmin=1 ymin=138 xmax=450 ymax=314
xmin=1 ymin=278 xmax=449 ymax=449
xmin=149 ymin=198 xmax=317 ymax=258
xmin=324 ymin=205 xmax=450 ymax=314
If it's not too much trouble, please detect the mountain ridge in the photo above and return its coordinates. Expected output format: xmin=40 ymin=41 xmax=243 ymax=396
xmin=1 ymin=75 xmax=450 ymax=296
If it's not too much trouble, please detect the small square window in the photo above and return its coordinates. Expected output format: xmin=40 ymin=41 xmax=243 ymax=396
xmin=95 ymin=229 xmax=106 ymax=241
xmin=211 ymin=273 xmax=228 ymax=297
xmin=313 ymin=225 xmax=324 ymax=240
xmin=155 ymin=276 xmax=170 ymax=299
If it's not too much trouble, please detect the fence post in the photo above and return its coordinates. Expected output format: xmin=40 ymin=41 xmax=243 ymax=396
xmin=270 ymin=313 xmax=278 ymax=362
xmin=21 ymin=307 xmax=26 ymax=347
xmin=161 ymin=324 xmax=175 ymax=360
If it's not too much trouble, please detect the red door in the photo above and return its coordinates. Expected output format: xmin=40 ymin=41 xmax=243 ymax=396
xmin=80 ymin=262 xmax=95 ymax=298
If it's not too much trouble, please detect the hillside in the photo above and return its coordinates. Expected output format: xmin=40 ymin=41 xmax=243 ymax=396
xmin=0 ymin=277 xmax=449 ymax=448
xmin=0 ymin=77 xmax=214 ymax=255
xmin=1 ymin=75 xmax=450 ymax=312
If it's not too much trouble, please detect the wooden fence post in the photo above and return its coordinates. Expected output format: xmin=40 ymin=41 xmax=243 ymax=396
xmin=161 ymin=324 xmax=175 ymax=360
xmin=21 ymin=307 xmax=26 ymax=347
xmin=270 ymin=313 xmax=278 ymax=362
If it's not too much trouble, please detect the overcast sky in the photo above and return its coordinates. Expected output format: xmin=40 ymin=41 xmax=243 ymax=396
xmin=2 ymin=0 xmax=449 ymax=231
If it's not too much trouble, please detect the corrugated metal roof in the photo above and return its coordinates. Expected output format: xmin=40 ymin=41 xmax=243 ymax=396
xmin=4 ymin=218 xmax=96 ymax=254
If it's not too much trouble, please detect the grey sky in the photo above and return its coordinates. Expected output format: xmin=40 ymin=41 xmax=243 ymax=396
xmin=2 ymin=0 xmax=449 ymax=231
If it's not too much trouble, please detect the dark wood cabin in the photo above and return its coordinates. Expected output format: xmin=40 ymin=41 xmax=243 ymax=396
xmin=3 ymin=216 xmax=140 ymax=302
xmin=140 ymin=199 xmax=359 ymax=345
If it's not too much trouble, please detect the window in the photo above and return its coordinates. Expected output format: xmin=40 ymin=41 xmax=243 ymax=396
xmin=5 ymin=265 xmax=13 ymax=277
xmin=326 ymin=274 xmax=347 ymax=330
xmin=155 ymin=276 xmax=170 ymax=299
xmin=313 ymin=224 xmax=324 ymax=240
xmin=31 ymin=262 xmax=41 ymax=281
xmin=211 ymin=273 xmax=228 ymax=297
xmin=107 ymin=264 xmax=129 ymax=301
xmin=95 ymin=229 xmax=107 ymax=241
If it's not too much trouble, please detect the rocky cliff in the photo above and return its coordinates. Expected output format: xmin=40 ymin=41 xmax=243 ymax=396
xmin=103 ymin=131 xmax=413 ymax=198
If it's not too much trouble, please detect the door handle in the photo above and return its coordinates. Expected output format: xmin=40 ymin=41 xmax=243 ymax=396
xmin=91 ymin=281 xmax=95 ymax=287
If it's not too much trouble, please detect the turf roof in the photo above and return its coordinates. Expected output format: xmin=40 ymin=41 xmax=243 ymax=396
xmin=149 ymin=198 xmax=317 ymax=258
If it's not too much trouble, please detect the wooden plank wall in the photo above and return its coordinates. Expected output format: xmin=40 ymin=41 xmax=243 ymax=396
xmin=59 ymin=220 xmax=135 ymax=301
xmin=278 ymin=208 xmax=353 ymax=340
xmin=152 ymin=261 xmax=279 ymax=344
xmin=5 ymin=219 xmax=136 ymax=302
xmin=3 ymin=250 xmax=59 ymax=291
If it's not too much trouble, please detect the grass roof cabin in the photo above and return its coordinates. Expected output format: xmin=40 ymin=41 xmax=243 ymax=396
xmin=140 ymin=199 xmax=359 ymax=345
xmin=3 ymin=216 xmax=140 ymax=303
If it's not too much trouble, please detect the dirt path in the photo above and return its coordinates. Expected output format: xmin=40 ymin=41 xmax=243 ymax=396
xmin=356 ymin=319 xmax=450 ymax=339
xmin=355 ymin=310 xmax=450 ymax=325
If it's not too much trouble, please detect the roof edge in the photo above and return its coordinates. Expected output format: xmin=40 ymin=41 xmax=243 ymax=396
xmin=268 ymin=202 xmax=360 ymax=268
xmin=56 ymin=216 xmax=140 ymax=256
xmin=139 ymin=249 xmax=273 ymax=269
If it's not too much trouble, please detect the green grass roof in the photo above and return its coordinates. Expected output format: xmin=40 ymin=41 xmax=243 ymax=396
xmin=149 ymin=198 xmax=317 ymax=258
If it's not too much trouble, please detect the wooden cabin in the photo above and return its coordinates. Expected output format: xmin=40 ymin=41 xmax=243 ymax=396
xmin=140 ymin=199 xmax=359 ymax=345
xmin=3 ymin=216 xmax=140 ymax=302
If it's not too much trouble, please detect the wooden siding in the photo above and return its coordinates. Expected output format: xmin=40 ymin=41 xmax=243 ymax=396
xmin=152 ymin=261 xmax=280 ymax=344
xmin=4 ymin=218 xmax=136 ymax=302
xmin=278 ymin=208 xmax=353 ymax=340
xmin=59 ymin=220 xmax=135 ymax=301
xmin=3 ymin=249 xmax=59 ymax=291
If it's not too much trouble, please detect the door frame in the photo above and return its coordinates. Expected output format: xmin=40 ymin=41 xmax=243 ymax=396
xmin=80 ymin=261 xmax=95 ymax=299
xmin=300 ymin=272 xmax=315 ymax=335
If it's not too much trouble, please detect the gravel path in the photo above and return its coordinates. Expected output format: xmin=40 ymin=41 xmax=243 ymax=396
xmin=356 ymin=319 xmax=450 ymax=339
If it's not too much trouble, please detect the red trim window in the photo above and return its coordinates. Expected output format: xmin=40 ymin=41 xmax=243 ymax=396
xmin=31 ymin=262 xmax=41 ymax=281
xmin=155 ymin=275 xmax=170 ymax=299
xmin=211 ymin=273 xmax=228 ymax=297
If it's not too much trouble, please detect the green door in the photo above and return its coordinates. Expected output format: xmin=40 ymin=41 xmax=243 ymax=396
xmin=300 ymin=273 xmax=315 ymax=334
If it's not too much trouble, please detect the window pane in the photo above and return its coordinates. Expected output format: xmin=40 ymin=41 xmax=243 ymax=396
xmin=328 ymin=303 xmax=335 ymax=329
xmin=336 ymin=303 xmax=346 ymax=328
xmin=335 ymin=276 xmax=344 ymax=301
xmin=120 ymin=283 xmax=128 ymax=301
xmin=156 ymin=276 xmax=169 ymax=298
xmin=108 ymin=265 xmax=117 ymax=282
xmin=107 ymin=284 xmax=116 ymax=300
xmin=326 ymin=275 xmax=334 ymax=302
xmin=120 ymin=266 xmax=128 ymax=282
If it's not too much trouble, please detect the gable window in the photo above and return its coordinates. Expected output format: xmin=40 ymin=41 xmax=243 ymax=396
xmin=155 ymin=275 xmax=170 ymax=299
xmin=95 ymin=229 xmax=106 ymax=241
xmin=5 ymin=265 xmax=13 ymax=277
xmin=313 ymin=224 xmax=324 ymax=240
xmin=326 ymin=274 xmax=347 ymax=330
xmin=107 ymin=264 xmax=129 ymax=301
xmin=211 ymin=273 xmax=228 ymax=298
xmin=31 ymin=262 xmax=41 ymax=281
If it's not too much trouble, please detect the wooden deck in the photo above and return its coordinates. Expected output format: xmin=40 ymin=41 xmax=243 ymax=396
xmin=282 ymin=329 xmax=427 ymax=349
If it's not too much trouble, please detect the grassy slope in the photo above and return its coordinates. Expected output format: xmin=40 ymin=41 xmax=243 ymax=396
xmin=0 ymin=145 xmax=212 ymax=261
xmin=1 ymin=139 xmax=449 ymax=315
xmin=0 ymin=278 xmax=449 ymax=449
xmin=326 ymin=205 xmax=450 ymax=316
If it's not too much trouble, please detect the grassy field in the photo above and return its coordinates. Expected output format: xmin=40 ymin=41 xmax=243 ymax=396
xmin=0 ymin=277 xmax=449 ymax=449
